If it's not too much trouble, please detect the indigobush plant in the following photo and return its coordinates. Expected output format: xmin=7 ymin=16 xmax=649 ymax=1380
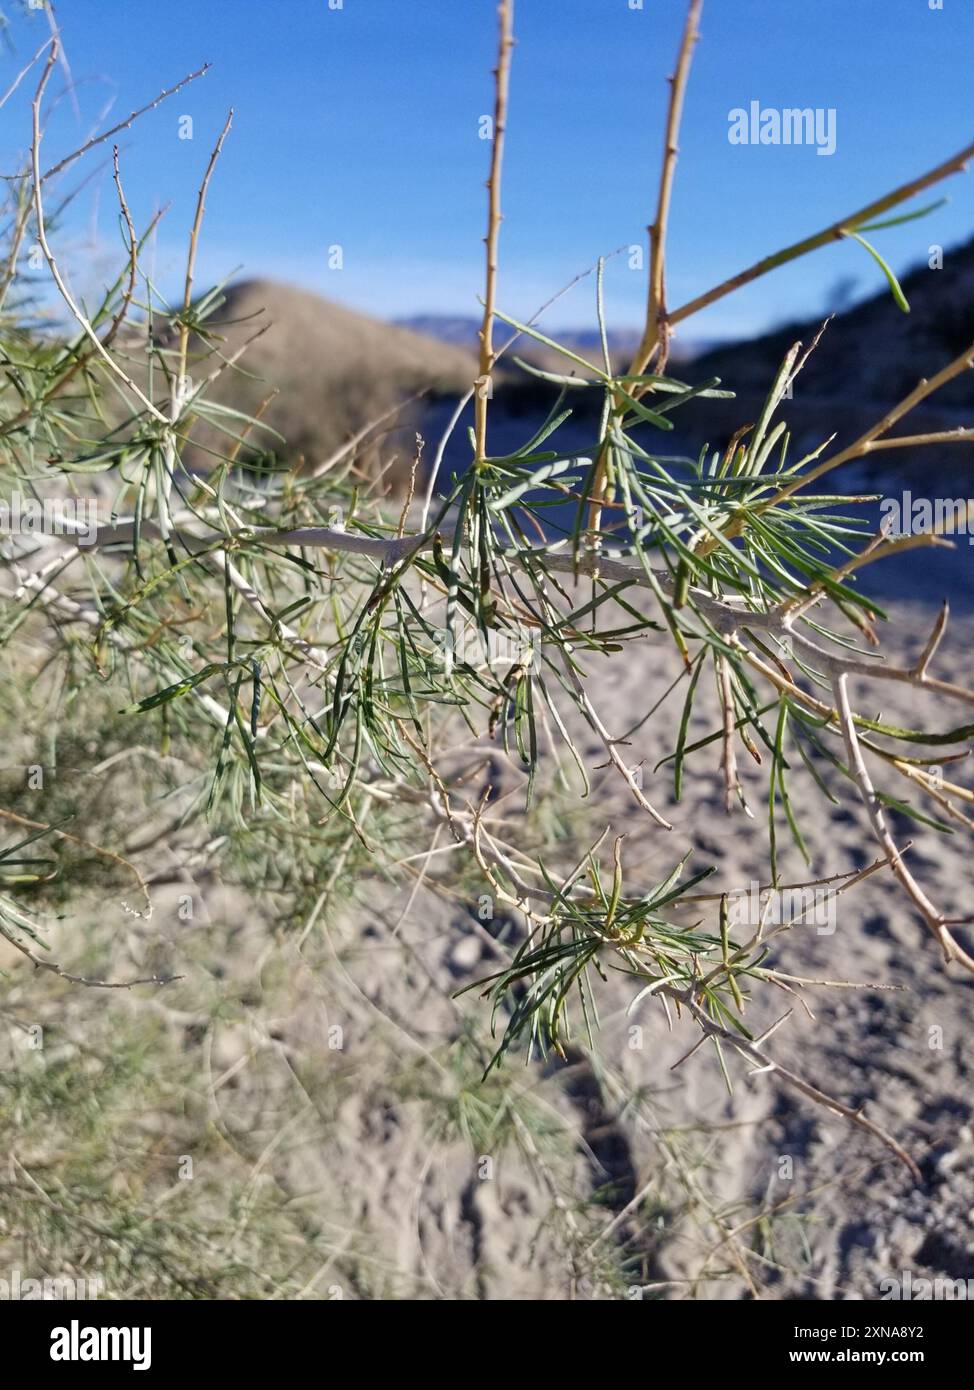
xmin=5 ymin=0 xmax=974 ymax=1186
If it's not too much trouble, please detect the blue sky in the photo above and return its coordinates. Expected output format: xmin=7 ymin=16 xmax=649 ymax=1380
xmin=5 ymin=0 xmax=974 ymax=344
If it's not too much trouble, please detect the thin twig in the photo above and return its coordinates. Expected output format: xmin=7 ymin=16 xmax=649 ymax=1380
xmin=40 ymin=62 xmax=212 ymax=183
xmin=0 ymin=806 xmax=152 ymax=918
xmin=588 ymin=0 xmax=702 ymax=539
xmin=832 ymin=671 xmax=974 ymax=973
xmin=670 ymin=136 xmax=974 ymax=329
xmin=0 ymin=924 xmax=180 ymax=990
xmin=0 ymin=36 xmax=54 ymax=111
xmin=474 ymin=0 xmax=515 ymax=461
xmin=178 ymin=108 xmax=234 ymax=389
xmin=676 ymin=994 xmax=921 ymax=1180
xmin=30 ymin=43 xmax=167 ymax=422
xmin=630 ymin=0 xmax=703 ymax=380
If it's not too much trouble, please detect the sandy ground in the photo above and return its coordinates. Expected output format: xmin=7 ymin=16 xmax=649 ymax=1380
xmin=2 ymin=581 xmax=972 ymax=1300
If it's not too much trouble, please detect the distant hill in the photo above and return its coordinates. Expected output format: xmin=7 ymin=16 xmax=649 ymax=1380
xmin=394 ymin=315 xmax=485 ymax=349
xmin=690 ymin=237 xmax=974 ymax=416
xmin=175 ymin=280 xmax=477 ymax=482
xmin=396 ymin=313 xmax=648 ymax=374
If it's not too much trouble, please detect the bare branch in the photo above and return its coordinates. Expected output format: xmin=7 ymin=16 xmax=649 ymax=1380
xmin=178 ymin=108 xmax=234 ymax=387
xmin=474 ymin=0 xmax=515 ymax=461
xmin=588 ymin=0 xmax=703 ymax=538
xmin=40 ymin=62 xmax=212 ymax=183
xmin=0 ymin=923 xmax=179 ymax=989
xmin=670 ymin=136 xmax=974 ymax=329
xmin=630 ymin=0 xmax=703 ymax=379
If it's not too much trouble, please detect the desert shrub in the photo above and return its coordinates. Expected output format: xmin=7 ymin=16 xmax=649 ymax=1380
xmin=3 ymin=1 xmax=974 ymax=1295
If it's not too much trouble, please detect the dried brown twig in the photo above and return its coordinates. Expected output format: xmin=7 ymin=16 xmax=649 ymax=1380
xmin=473 ymin=0 xmax=515 ymax=462
xmin=588 ymin=0 xmax=702 ymax=539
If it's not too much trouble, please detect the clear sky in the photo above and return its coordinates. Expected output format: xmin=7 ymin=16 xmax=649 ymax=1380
xmin=5 ymin=0 xmax=974 ymax=344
